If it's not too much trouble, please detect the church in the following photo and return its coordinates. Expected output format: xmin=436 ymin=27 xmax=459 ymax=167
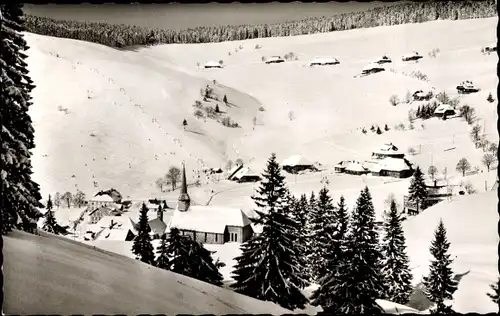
xmin=167 ymin=163 xmax=254 ymax=244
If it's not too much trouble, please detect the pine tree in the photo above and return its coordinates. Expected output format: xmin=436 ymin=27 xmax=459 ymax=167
xmin=380 ymin=199 xmax=413 ymax=304
xmin=325 ymin=187 xmax=384 ymax=313
xmin=310 ymin=195 xmax=350 ymax=311
xmin=1 ymin=4 xmax=43 ymax=235
xmin=166 ymin=227 xmax=223 ymax=286
xmin=407 ymin=166 xmax=429 ymax=210
xmin=155 ymin=234 xmax=169 ymax=269
xmin=487 ymin=278 xmax=499 ymax=304
xmin=42 ymin=194 xmax=69 ymax=235
xmin=231 ymin=153 xmax=309 ymax=310
xmin=215 ymin=104 xmax=220 ymax=113
xmin=309 ymin=187 xmax=337 ymax=281
xmin=422 ymin=219 xmax=458 ymax=313
xmin=131 ymin=203 xmax=155 ymax=264
xmin=223 ymin=94 xmax=228 ymax=104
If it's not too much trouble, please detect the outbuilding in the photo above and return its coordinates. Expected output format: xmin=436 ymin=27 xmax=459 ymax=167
xmin=282 ymin=154 xmax=317 ymax=174
xmin=204 ymin=61 xmax=223 ymax=69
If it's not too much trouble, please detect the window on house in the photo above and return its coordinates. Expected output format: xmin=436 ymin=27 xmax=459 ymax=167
xmin=215 ymin=234 xmax=218 ymax=242
xmin=204 ymin=232 xmax=208 ymax=243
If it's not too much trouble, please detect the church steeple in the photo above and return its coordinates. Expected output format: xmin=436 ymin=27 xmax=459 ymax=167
xmin=177 ymin=162 xmax=191 ymax=212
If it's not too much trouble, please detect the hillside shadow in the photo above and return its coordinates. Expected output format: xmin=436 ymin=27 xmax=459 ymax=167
xmin=186 ymin=129 xmax=205 ymax=136
xmin=113 ymin=45 xmax=147 ymax=53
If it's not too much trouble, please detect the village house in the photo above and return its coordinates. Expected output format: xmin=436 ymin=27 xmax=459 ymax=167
xmin=265 ymin=56 xmax=285 ymax=64
xmin=434 ymin=103 xmax=456 ymax=118
xmin=204 ymin=61 xmax=223 ymax=69
xmin=88 ymin=206 xmax=122 ymax=224
xmin=167 ymin=164 xmax=254 ymax=244
xmin=282 ymin=154 xmax=317 ymax=174
xmin=86 ymin=215 xmax=137 ymax=241
xmin=88 ymin=194 xmax=115 ymax=209
xmin=371 ymin=143 xmax=405 ymax=159
xmin=343 ymin=160 xmax=369 ymax=175
xmin=231 ymin=167 xmax=261 ymax=183
xmin=227 ymin=163 xmax=244 ymax=180
xmin=370 ymin=157 xmax=414 ymax=178
xmin=309 ymin=57 xmax=339 ymax=66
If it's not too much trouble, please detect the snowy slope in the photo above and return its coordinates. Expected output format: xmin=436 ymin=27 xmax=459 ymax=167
xmin=26 ymin=17 xmax=497 ymax=202
xmin=403 ymin=190 xmax=498 ymax=313
xmin=3 ymin=230 xmax=291 ymax=314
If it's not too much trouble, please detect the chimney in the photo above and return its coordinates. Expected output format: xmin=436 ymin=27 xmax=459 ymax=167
xmin=434 ymin=180 xmax=437 ymax=188
xmin=157 ymin=205 xmax=163 ymax=222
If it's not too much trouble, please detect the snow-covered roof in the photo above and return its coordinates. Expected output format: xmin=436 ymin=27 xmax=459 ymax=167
xmin=344 ymin=161 xmax=367 ymax=172
xmin=96 ymin=216 xmax=137 ymax=233
xmin=267 ymin=56 xmax=284 ymax=62
xmin=148 ymin=217 xmax=167 ymax=235
xmin=376 ymin=299 xmax=422 ymax=314
xmin=372 ymin=143 xmax=402 ymax=156
xmin=402 ymin=51 xmax=421 ymax=58
xmin=204 ymin=61 xmax=221 ymax=67
xmin=282 ymin=154 xmax=313 ymax=167
xmin=363 ymin=160 xmax=383 ymax=172
xmin=378 ymin=157 xmax=412 ymax=172
xmin=89 ymin=195 xmax=114 ymax=202
xmin=227 ymin=164 xmax=244 ymax=180
xmin=309 ymin=57 xmax=339 ymax=64
xmin=434 ymin=103 xmax=455 ymax=114
xmin=362 ymin=63 xmax=384 ymax=72
xmin=167 ymin=205 xmax=251 ymax=234
xmin=232 ymin=167 xmax=260 ymax=179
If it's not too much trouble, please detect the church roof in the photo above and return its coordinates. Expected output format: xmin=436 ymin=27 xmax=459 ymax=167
xmin=167 ymin=205 xmax=251 ymax=234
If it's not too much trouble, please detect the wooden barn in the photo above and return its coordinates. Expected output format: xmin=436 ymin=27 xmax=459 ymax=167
xmin=282 ymin=154 xmax=317 ymax=174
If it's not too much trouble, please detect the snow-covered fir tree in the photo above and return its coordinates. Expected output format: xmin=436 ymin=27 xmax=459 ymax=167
xmin=487 ymin=278 xmax=499 ymax=304
xmin=305 ymin=190 xmax=319 ymax=267
xmin=131 ymin=203 xmax=155 ymax=264
xmin=380 ymin=199 xmax=413 ymax=304
xmin=42 ymin=195 xmax=69 ymax=235
xmin=324 ymin=187 xmax=385 ymax=313
xmin=1 ymin=4 xmax=43 ymax=235
xmin=310 ymin=195 xmax=350 ymax=312
xmin=166 ymin=227 xmax=223 ymax=286
xmin=231 ymin=153 xmax=309 ymax=310
xmin=407 ymin=166 xmax=429 ymax=210
xmin=309 ymin=187 xmax=337 ymax=281
xmin=422 ymin=219 xmax=458 ymax=313
xmin=155 ymin=234 xmax=169 ymax=269
xmin=292 ymin=193 xmax=311 ymax=281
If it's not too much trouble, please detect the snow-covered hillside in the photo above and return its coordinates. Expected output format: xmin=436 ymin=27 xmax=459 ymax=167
xmin=3 ymin=229 xmax=290 ymax=314
xmin=26 ymin=17 xmax=497 ymax=202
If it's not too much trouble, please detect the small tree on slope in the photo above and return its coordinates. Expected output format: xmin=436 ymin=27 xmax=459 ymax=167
xmin=309 ymin=187 xmax=337 ymax=281
xmin=1 ymin=4 xmax=44 ymax=235
xmin=131 ymin=203 xmax=155 ymax=265
xmin=290 ymin=194 xmax=312 ymax=282
xmin=165 ymin=228 xmax=223 ymax=286
xmin=231 ymin=153 xmax=309 ymax=310
xmin=310 ymin=195 xmax=350 ymax=312
xmin=487 ymin=278 xmax=499 ymax=304
xmin=422 ymin=219 xmax=458 ymax=314
xmin=408 ymin=166 xmax=429 ymax=210
xmin=42 ymin=195 xmax=69 ymax=235
xmin=155 ymin=234 xmax=169 ymax=269
xmin=380 ymin=199 xmax=413 ymax=304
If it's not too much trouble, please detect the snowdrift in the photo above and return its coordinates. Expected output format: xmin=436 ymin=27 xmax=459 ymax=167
xmin=3 ymin=230 xmax=290 ymax=314
xmin=403 ymin=190 xmax=498 ymax=313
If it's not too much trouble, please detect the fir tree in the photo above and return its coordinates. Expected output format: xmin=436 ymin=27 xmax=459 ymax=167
xmin=165 ymin=228 xmax=224 ymax=286
xmin=309 ymin=187 xmax=337 ymax=281
xmin=407 ymin=166 xmax=429 ymax=210
xmin=223 ymin=94 xmax=228 ymax=104
xmin=325 ymin=187 xmax=384 ymax=313
xmin=487 ymin=278 xmax=499 ymax=304
xmin=131 ymin=203 xmax=155 ymax=264
xmin=422 ymin=219 xmax=458 ymax=313
xmin=155 ymin=234 xmax=169 ymax=269
xmin=215 ymin=104 xmax=220 ymax=113
xmin=416 ymin=106 xmax=421 ymax=118
xmin=380 ymin=199 xmax=413 ymax=304
xmin=231 ymin=154 xmax=309 ymax=310
xmin=42 ymin=194 xmax=69 ymax=235
xmin=1 ymin=3 xmax=43 ymax=235
xmin=310 ymin=195 xmax=350 ymax=312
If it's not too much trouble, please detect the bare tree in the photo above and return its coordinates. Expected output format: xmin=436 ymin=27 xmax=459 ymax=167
xmin=288 ymin=110 xmax=295 ymax=121
xmin=456 ymin=158 xmax=471 ymax=177
xmin=404 ymin=90 xmax=412 ymax=104
xmin=166 ymin=166 xmax=182 ymax=191
xmin=226 ymin=160 xmax=233 ymax=171
xmin=73 ymin=190 xmax=87 ymax=207
xmin=235 ymin=158 xmax=244 ymax=166
xmin=470 ymin=124 xmax=482 ymax=145
xmin=218 ymin=60 xmax=224 ymax=66
xmin=459 ymin=105 xmax=475 ymax=124
xmin=156 ymin=177 xmax=167 ymax=192
xmin=61 ymin=192 xmax=73 ymax=208
xmin=464 ymin=182 xmax=477 ymax=194
xmin=252 ymin=116 xmax=257 ymax=129
xmin=389 ymin=94 xmax=400 ymax=106
xmin=482 ymin=153 xmax=495 ymax=172
xmin=428 ymin=165 xmax=438 ymax=180
xmin=54 ymin=192 xmax=61 ymax=208
xmin=384 ymin=192 xmax=400 ymax=210
xmin=489 ymin=143 xmax=498 ymax=157
xmin=408 ymin=147 xmax=417 ymax=156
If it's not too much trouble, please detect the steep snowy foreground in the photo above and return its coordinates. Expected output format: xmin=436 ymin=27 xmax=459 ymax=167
xmin=3 ymin=230 xmax=290 ymax=314
xmin=26 ymin=17 xmax=497 ymax=202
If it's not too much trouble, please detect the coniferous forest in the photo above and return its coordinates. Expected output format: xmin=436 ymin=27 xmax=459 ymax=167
xmin=24 ymin=1 xmax=496 ymax=48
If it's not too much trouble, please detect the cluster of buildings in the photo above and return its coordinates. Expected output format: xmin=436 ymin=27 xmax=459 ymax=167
xmin=334 ymin=143 xmax=414 ymax=178
xmin=83 ymin=164 xmax=255 ymax=245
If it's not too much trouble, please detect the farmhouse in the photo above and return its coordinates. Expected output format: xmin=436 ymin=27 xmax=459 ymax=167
xmin=88 ymin=206 xmax=122 ymax=224
xmin=413 ymin=89 xmax=433 ymax=101
xmin=227 ymin=163 xmax=244 ymax=180
xmin=344 ymin=161 xmax=369 ymax=175
xmin=91 ymin=216 xmax=138 ymax=241
xmin=232 ymin=167 xmax=261 ymax=183
xmin=282 ymin=154 xmax=317 ymax=174
xmin=309 ymin=57 xmax=339 ymax=66
xmin=204 ymin=61 xmax=223 ymax=69
xmin=374 ymin=55 xmax=392 ymax=64
xmin=434 ymin=103 xmax=456 ymax=118
xmin=167 ymin=164 xmax=254 ymax=244
xmin=265 ymin=56 xmax=285 ymax=64
xmin=88 ymin=194 xmax=115 ymax=209
xmin=402 ymin=51 xmax=423 ymax=61
xmin=372 ymin=157 xmax=413 ymax=178
xmin=361 ymin=63 xmax=385 ymax=75
xmin=371 ymin=143 xmax=405 ymax=159
xmin=334 ymin=160 xmax=350 ymax=173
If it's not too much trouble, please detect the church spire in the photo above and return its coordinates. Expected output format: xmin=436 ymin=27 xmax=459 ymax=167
xmin=177 ymin=162 xmax=191 ymax=212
